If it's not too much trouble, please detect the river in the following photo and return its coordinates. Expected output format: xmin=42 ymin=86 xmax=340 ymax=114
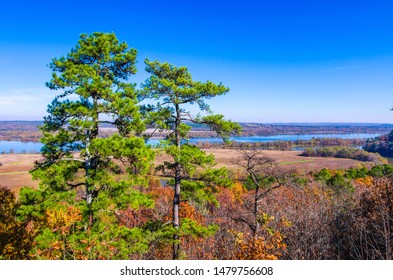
xmin=0 ymin=133 xmax=381 ymax=154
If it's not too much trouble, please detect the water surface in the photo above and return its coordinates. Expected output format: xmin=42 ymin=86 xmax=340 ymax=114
xmin=0 ymin=141 xmax=43 ymax=154
xmin=0 ymin=133 xmax=382 ymax=153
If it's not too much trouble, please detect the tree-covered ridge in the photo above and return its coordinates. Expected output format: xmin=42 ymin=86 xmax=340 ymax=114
xmin=300 ymin=146 xmax=387 ymax=164
xmin=363 ymin=130 xmax=393 ymax=157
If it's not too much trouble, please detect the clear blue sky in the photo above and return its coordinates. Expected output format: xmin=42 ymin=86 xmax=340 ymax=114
xmin=1 ymin=0 xmax=393 ymax=123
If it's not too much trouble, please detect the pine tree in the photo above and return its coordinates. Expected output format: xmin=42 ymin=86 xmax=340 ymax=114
xmin=141 ymin=59 xmax=241 ymax=259
xmin=26 ymin=33 xmax=154 ymax=259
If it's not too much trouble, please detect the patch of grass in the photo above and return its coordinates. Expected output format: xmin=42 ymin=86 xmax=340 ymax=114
xmin=8 ymin=161 xmax=23 ymax=165
xmin=279 ymin=159 xmax=314 ymax=165
xmin=0 ymin=171 xmax=28 ymax=175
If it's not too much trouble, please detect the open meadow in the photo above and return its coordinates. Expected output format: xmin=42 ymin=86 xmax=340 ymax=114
xmin=0 ymin=154 xmax=40 ymax=191
xmin=1 ymin=149 xmax=370 ymax=192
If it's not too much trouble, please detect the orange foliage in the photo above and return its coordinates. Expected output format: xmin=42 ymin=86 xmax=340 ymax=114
xmin=0 ymin=185 xmax=35 ymax=259
xmin=354 ymin=175 xmax=373 ymax=187
xmin=117 ymin=207 xmax=154 ymax=228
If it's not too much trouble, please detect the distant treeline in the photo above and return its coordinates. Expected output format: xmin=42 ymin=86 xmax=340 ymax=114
xmin=196 ymin=138 xmax=367 ymax=150
xmin=300 ymin=146 xmax=387 ymax=164
xmin=188 ymin=122 xmax=393 ymax=136
xmin=364 ymin=142 xmax=393 ymax=157
xmin=0 ymin=131 xmax=42 ymax=142
xmin=0 ymin=121 xmax=41 ymax=142
xmin=0 ymin=121 xmax=42 ymax=131
xmin=239 ymin=123 xmax=393 ymax=136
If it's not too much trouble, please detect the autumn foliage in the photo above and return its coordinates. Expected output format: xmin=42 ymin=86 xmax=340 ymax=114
xmin=0 ymin=186 xmax=35 ymax=259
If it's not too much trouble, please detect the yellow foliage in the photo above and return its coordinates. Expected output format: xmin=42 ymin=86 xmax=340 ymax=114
xmin=46 ymin=203 xmax=82 ymax=235
xmin=354 ymin=175 xmax=373 ymax=186
xmin=233 ymin=231 xmax=286 ymax=260
xmin=231 ymin=181 xmax=246 ymax=203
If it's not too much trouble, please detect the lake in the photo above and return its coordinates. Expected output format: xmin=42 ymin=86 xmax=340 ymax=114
xmin=0 ymin=133 xmax=381 ymax=154
xmin=0 ymin=141 xmax=43 ymax=154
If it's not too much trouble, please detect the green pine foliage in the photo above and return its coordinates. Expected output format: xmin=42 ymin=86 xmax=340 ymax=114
xmin=24 ymin=33 xmax=154 ymax=259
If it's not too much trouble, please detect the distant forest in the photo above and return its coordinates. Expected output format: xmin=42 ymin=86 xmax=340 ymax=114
xmin=1 ymin=121 xmax=393 ymax=142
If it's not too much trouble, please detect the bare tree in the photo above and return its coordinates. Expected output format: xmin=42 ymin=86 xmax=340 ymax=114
xmin=232 ymin=150 xmax=292 ymax=237
xmin=344 ymin=177 xmax=393 ymax=259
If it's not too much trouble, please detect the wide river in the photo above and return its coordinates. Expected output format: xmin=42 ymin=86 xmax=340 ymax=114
xmin=0 ymin=133 xmax=382 ymax=154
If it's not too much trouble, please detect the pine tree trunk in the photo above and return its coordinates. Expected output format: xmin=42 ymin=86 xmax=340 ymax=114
xmin=173 ymin=168 xmax=180 ymax=259
xmin=173 ymin=104 xmax=181 ymax=260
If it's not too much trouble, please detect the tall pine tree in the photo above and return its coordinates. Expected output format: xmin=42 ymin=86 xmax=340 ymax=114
xmin=26 ymin=33 xmax=154 ymax=259
xmin=141 ymin=59 xmax=241 ymax=259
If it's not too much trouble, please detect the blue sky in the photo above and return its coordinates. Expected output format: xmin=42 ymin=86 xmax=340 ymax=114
xmin=1 ymin=0 xmax=393 ymax=123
